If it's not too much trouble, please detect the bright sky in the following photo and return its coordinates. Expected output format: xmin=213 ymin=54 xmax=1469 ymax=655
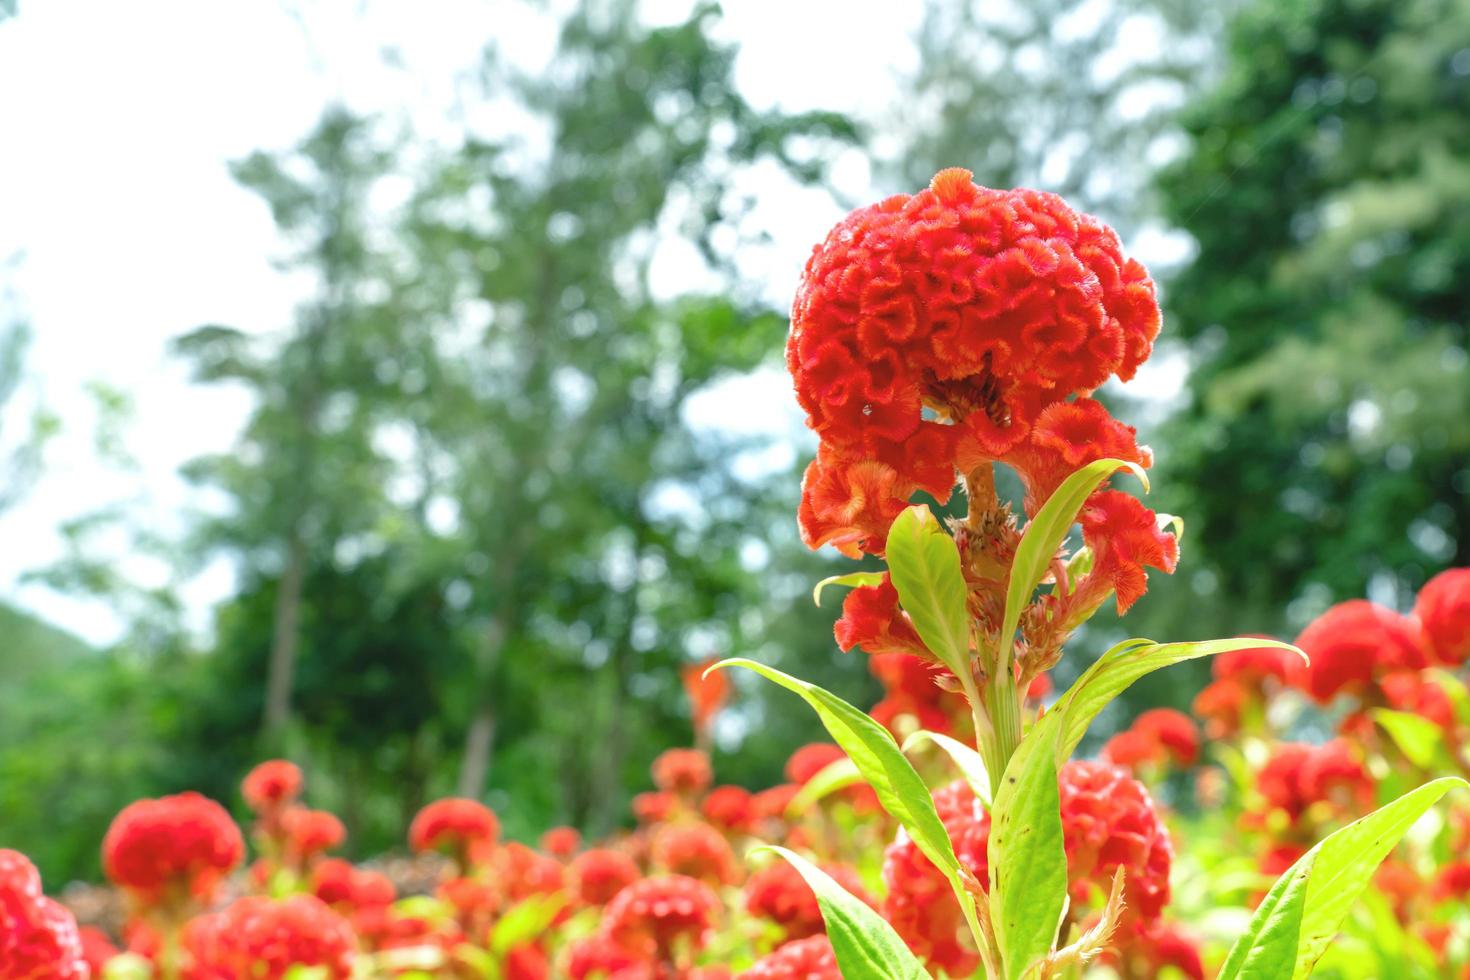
xmin=0 ymin=0 xmax=1181 ymax=645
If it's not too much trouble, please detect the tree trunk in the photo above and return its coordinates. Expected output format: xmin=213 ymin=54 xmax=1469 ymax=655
xmin=457 ymin=704 xmax=497 ymax=798
xmin=262 ymin=530 xmax=307 ymax=740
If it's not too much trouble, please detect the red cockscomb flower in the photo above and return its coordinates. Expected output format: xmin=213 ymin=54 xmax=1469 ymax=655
xmin=602 ymin=875 xmax=720 ymax=962
xmin=0 ymin=849 xmax=89 ymax=980
xmin=1295 ymin=600 xmax=1426 ymax=703
xmin=744 ymin=859 xmax=873 ymax=940
xmin=1417 ymin=568 xmax=1470 ymax=666
xmin=309 ymin=859 xmax=394 ymax=917
xmin=834 ymin=575 xmax=931 ymax=660
xmin=498 ymin=843 xmax=565 ymax=903
xmin=701 ymin=786 xmax=755 ymax=835
xmin=651 ymin=749 xmax=713 ymax=798
xmin=1192 ymin=678 xmax=1249 ymax=739
xmin=632 ymin=791 xmax=677 ymax=825
xmin=789 ymin=169 xmax=1161 ymax=557
xmin=181 ymin=895 xmax=355 ymax=980
xmin=737 ymin=935 xmax=841 ymax=980
xmin=1214 ymin=638 xmax=1303 ymax=690
xmin=408 ymin=798 xmax=499 ymax=868
xmin=1103 ymin=709 xmax=1200 ymax=771
xmin=1071 ymin=490 xmax=1180 ymax=617
xmin=1254 ymin=741 xmax=1373 ymax=823
xmin=569 ymin=849 xmax=640 ymax=907
xmin=102 ymin=792 xmax=244 ymax=908
xmin=78 ymin=926 xmax=118 ymax=978
xmin=751 ymin=785 xmax=800 ymax=824
xmin=541 ymin=826 xmax=582 ymax=860
xmin=1107 ymin=920 xmax=1205 ymax=980
xmin=868 ymin=653 xmax=961 ymax=736
xmin=1059 ymin=761 xmax=1173 ymax=922
xmin=651 ymin=823 xmax=741 ymax=887
xmin=1003 ymin=397 xmax=1153 ymax=516
xmin=785 ymin=744 xmax=847 ymax=786
xmin=565 ymin=931 xmax=651 ymax=980
xmin=241 ymin=760 xmax=302 ymax=813
xmin=282 ymin=808 xmax=345 ymax=866
xmin=682 ymin=658 xmax=732 ymax=740
xmin=882 ymin=779 xmax=990 ymax=977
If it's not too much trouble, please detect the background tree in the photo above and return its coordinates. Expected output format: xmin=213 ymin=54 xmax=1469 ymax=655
xmin=1157 ymin=0 xmax=1470 ymax=620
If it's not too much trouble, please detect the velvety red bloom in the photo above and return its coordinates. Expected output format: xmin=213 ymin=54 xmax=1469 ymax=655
xmin=241 ymin=760 xmax=303 ymax=812
xmin=882 ymin=780 xmax=990 ymax=977
xmin=1003 ymin=397 xmax=1152 ymax=516
xmin=789 ymin=169 xmax=1160 ymax=557
xmin=1431 ymin=861 xmax=1470 ymax=902
xmin=632 ymin=791 xmax=677 ymax=825
xmin=1416 ymin=568 xmax=1470 ymax=665
xmin=1379 ymin=670 xmax=1457 ymax=731
xmin=541 ymin=826 xmax=582 ymax=859
xmin=1295 ymin=600 xmax=1427 ymax=703
xmin=309 ymin=859 xmax=394 ymax=914
xmin=566 ymin=932 xmax=652 ymax=980
xmin=737 ymin=936 xmax=841 ymax=980
xmin=682 ymin=658 xmax=732 ymax=739
xmin=785 ymin=744 xmax=847 ymax=786
xmin=282 ymin=807 xmax=345 ymax=865
xmin=750 ymin=785 xmax=800 ymax=823
xmin=1059 ymin=761 xmax=1173 ymax=921
xmin=408 ymin=798 xmax=499 ymax=866
xmin=78 ymin=926 xmax=118 ymax=978
xmin=499 ymin=843 xmax=565 ymax=903
xmin=868 ymin=653 xmax=961 ymax=737
xmin=602 ymin=875 xmax=720 ymax=961
xmin=1103 ymin=709 xmax=1200 ymax=771
xmin=505 ymin=943 xmax=550 ymax=980
xmin=833 ymin=575 xmax=931 ymax=660
xmin=569 ymin=849 xmax=640 ymax=907
xmin=651 ymin=749 xmax=713 ymax=798
xmin=102 ymin=792 xmax=245 ymax=906
xmin=1072 ymin=490 xmax=1180 ymax=616
xmin=0 ymin=849 xmax=89 ymax=980
xmin=651 ymin=823 xmax=741 ymax=887
xmin=701 ymin=786 xmax=755 ymax=834
xmin=1108 ymin=920 xmax=1205 ymax=980
xmin=438 ymin=876 xmax=501 ymax=930
xmin=182 ymin=896 xmax=355 ymax=980
xmin=1192 ymin=678 xmax=1249 ymax=739
xmin=1255 ymin=742 xmax=1374 ymax=822
xmin=744 ymin=859 xmax=873 ymax=940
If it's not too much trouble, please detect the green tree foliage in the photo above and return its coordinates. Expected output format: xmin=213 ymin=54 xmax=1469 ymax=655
xmin=1158 ymin=0 xmax=1470 ymax=615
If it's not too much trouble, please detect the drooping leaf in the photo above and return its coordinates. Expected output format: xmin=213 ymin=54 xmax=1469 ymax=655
xmin=709 ymin=659 xmax=984 ymax=948
xmin=885 ymin=505 xmax=972 ymax=679
xmin=812 ymin=570 xmax=887 ymax=607
xmin=1371 ymin=708 xmax=1443 ymax=769
xmin=987 ymin=710 xmax=1068 ymax=980
xmin=1219 ymin=778 xmax=1466 ymax=980
xmin=491 ymin=894 xmax=566 ymax=955
xmin=787 ymin=757 xmax=863 ymax=816
xmin=999 ymin=459 xmax=1148 ymax=671
xmin=755 ymin=847 xmax=933 ymax=980
xmin=902 ymin=729 xmax=992 ymax=807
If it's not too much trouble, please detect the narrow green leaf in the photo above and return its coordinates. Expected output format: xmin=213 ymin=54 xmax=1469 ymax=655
xmin=1056 ymin=637 xmax=1304 ymax=760
xmin=885 ymin=505 xmax=972 ymax=679
xmin=786 ymin=757 xmax=862 ymax=816
xmin=755 ymin=847 xmax=934 ymax=980
xmin=1000 ymin=459 xmax=1148 ymax=671
xmin=491 ymin=894 xmax=565 ymax=955
xmin=813 ymin=570 xmax=887 ymax=607
xmin=988 ymin=711 xmax=1068 ymax=980
xmin=902 ymin=729 xmax=992 ymax=807
xmin=1370 ymin=709 xmax=1443 ymax=769
xmin=709 ymin=659 xmax=985 ymax=951
xmin=1219 ymin=778 xmax=1466 ymax=980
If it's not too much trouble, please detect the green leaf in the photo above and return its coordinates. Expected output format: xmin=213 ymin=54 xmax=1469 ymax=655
xmin=709 ymin=658 xmax=984 ymax=948
xmin=902 ymin=729 xmax=991 ymax=807
xmin=1055 ymin=637 xmax=1304 ymax=760
xmin=756 ymin=846 xmax=933 ymax=980
xmin=1371 ymin=708 xmax=1443 ymax=769
xmin=988 ymin=711 xmax=1068 ymax=980
xmin=787 ymin=757 xmax=863 ymax=816
xmin=1000 ymin=459 xmax=1148 ymax=671
xmin=885 ymin=505 xmax=972 ymax=679
xmin=813 ymin=570 xmax=887 ymax=607
xmin=1219 ymin=777 xmax=1466 ymax=980
xmin=491 ymin=894 xmax=566 ymax=955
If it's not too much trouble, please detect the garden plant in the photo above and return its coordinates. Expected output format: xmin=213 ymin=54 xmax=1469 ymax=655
xmin=4 ymin=169 xmax=1470 ymax=979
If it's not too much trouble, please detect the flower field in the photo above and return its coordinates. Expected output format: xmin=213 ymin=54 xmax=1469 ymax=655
xmin=5 ymin=169 xmax=1470 ymax=980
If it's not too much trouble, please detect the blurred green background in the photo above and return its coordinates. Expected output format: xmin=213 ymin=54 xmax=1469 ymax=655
xmin=0 ymin=0 xmax=1466 ymax=884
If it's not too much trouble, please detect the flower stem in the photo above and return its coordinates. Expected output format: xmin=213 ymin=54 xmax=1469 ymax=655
xmin=982 ymin=671 xmax=1023 ymax=800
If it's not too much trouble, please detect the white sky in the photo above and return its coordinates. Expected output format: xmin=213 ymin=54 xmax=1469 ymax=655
xmin=0 ymin=0 xmax=1181 ymax=645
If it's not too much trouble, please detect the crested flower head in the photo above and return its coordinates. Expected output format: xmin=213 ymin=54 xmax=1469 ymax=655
xmin=650 ymin=823 xmax=741 ymax=887
xmin=744 ymin=859 xmax=873 ymax=940
xmin=1295 ymin=599 xmax=1426 ymax=703
xmin=181 ymin=895 xmax=355 ymax=980
xmin=737 ymin=935 xmax=841 ymax=980
xmin=0 ymin=849 xmax=89 ymax=980
xmin=651 ymin=748 xmax=714 ymax=798
xmin=601 ymin=875 xmax=721 ymax=962
xmin=1416 ymin=567 xmax=1470 ymax=665
xmin=102 ymin=792 xmax=244 ymax=907
xmin=569 ymin=849 xmax=640 ymax=907
xmin=407 ymin=798 xmax=499 ymax=868
xmin=241 ymin=760 xmax=303 ymax=813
